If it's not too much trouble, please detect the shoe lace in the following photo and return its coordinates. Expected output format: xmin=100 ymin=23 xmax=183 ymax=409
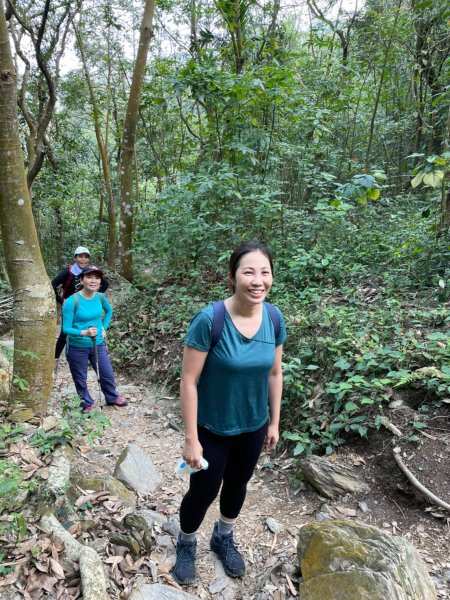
xmin=178 ymin=543 xmax=195 ymax=563
xmin=221 ymin=534 xmax=241 ymax=561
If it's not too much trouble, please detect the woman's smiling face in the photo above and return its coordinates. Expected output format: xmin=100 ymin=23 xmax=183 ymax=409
xmin=81 ymin=273 xmax=101 ymax=292
xmin=75 ymin=253 xmax=90 ymax=268
xmin=232 ymin=250 xmax=273 ymax=305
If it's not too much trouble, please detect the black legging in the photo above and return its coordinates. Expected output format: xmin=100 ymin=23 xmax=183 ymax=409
xmin=55 ymin=330 xmax=66 ymax=359
xmin=179 ymin=421 xmax=268 ymax=533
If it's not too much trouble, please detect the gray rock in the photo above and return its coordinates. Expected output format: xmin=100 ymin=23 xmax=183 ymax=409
xmin=389 ymin=399 xmax=404 ymax=409
xmin=266 ymin=517 xmax=283 ymax=534
xmin=139 ymin=509 xmax=166 ymax=529
xmin=129 ymin=583 xmax=200 ymax=600
xmin=299 ymin=455 xmax=369 ymax=499
xmin=156 ymin=534 xmax=174 ymax=549
xmin=315 ymin=511 xmax=332 ymax=522
xmin=209 ymin=576 xmax=229 ymax=594
xmin=114 ymin=443 xmax=162 ymax=495
xmin=42 ymin=415 xmax=59 ymax=432
xmin=358 ymin=501 xmax=370 ymax=513
xmin=0 ymin=591 xmax=21 ymax=600
xmin=162 ymin=516 xmax=180 ymax=538
xmin=297 ymin=520 xmax=437 ymax=600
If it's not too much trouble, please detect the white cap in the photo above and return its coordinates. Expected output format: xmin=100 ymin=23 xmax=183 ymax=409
xmin=74 ymin=246 xmax=90 ymax=256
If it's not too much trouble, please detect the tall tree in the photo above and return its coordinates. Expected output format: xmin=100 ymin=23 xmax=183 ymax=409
xmin=0 ymin=0 xmax=56 ymax=420
xmin=119 ymin=0 xmax=155 ymax=281
xmin=74 ymin=17 xmax=117 ymax=267
xmin=7 ymin=0 xmax=73 ymax=189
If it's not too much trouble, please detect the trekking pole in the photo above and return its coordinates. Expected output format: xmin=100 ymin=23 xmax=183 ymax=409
xmin=91 ymin=335 xmax=103 ymax=408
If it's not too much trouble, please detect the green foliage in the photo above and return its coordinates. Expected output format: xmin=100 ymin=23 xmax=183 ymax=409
xmin=15 ymin=0 xmax=449 ymax=461
xmin=410 ymin=152 xmax=449 ymax=189
xmin=0 ymin=460 xmax=26 ymax=513
xmin=0 ymin=423 xmax=24 ymax=450
xmin=31 ymin=396 xmax=110 ymax=455
xmin=0 ymin=552 xmax=14 ymax=576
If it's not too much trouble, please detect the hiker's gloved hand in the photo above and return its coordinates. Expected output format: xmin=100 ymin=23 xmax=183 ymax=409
xmin=81 ymin=327 xmax=97 ymax=337
xmin=183 ymin=438 xmax=204 ymax=470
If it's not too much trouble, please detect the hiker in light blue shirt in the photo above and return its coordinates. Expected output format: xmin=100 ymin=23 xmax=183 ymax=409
xmin=172 ymin=241 xmax=286 ymax=585
xmin=63 ymin=266 xmax=127 ymax=412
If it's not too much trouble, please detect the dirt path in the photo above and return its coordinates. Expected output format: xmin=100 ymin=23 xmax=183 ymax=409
xmin=52 ymin=359 xmax=450 ymax=600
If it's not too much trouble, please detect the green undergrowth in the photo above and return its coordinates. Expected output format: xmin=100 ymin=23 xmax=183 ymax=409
xmin=109 ymin=195 xmax=450 ymax=456
xmin=0 ymin=399 xmax=109 ymax=543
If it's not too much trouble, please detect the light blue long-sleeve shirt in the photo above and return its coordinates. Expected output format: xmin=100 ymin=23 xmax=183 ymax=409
xmin=62 ymin=292 xmax=112 ymax=348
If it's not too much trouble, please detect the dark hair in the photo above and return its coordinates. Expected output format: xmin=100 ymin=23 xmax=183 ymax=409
xmin=229 ymin=241 xmax=274 ymax=285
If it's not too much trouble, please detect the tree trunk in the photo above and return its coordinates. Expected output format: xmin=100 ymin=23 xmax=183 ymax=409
xmin=74 ymin=21 xmax=117 ymax=268
xmin=119 ymin=0 xmax=155 ymax=282
xmin=0 ymin=0 xmax=56 ymax=421
xmin=365 ymin=0 xmax=402 ymax=170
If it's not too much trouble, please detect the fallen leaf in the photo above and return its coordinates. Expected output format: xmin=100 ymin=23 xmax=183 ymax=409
xmin=50 ymin=558 xmax=65 ymax=579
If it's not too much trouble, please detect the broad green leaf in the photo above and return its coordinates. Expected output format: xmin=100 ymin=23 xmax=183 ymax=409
xmin=423 ymin=171 xmax=444 ymax=187
xmin=411 ymin=173 xmax=424 ymax=188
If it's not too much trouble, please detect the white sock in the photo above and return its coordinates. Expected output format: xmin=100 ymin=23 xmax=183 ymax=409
xmin=179 ymin=529 xmax=197 ymax=543
xmin=217 ymin=515 xmax=236 ymax=535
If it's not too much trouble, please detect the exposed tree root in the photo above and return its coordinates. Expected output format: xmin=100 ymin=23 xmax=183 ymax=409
xmin=379 ymin=416 xmax=402 ymax=437
xmin=41 ymin=513 xmax=109 ymax=600
xmin=393 ymin=447 xmax=450 ymax=512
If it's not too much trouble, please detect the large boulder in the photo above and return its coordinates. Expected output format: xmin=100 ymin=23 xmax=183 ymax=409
xmin=114 ymin=443 xmax=162 ymax=495
xmin=299 ymin=455 xmax=369 ymax=498
xmin=297 ymin=520 xmax=436 ymax=600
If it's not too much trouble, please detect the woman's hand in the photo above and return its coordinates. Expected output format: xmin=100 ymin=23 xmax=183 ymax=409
xmin=81 ymin=327 xmax=97 ymax=337
xmin=265 ymin=423 xmax=279 ymax=451
xmin=183 ymin=438 xmax=204 ymax=470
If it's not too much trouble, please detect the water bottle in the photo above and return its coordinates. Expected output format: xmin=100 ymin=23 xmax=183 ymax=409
xmin=176 ymin=457 xmax=209 ymax=476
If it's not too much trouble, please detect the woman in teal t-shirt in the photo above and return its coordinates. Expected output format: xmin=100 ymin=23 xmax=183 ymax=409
xmin=62 ymin=266 xmax=127 ymax=412
xmin=172 ymin=241 xmax=286 ymax=585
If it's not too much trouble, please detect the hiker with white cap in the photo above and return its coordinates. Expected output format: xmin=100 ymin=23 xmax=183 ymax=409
xmin=52 ymin=246 xmax=109 ymax=359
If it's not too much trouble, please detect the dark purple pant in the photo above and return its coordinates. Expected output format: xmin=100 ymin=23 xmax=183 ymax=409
xmin=66 ymin=344 xmax=119 ymax=407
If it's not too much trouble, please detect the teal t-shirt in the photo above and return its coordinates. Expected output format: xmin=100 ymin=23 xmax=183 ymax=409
xmin=185 ymin=303 xmax=287 ymax=436
xmin=62 ymin=292 xmax=112 ymax=348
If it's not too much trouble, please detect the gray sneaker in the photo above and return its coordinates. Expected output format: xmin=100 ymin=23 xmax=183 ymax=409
xmin=171 ymin=538 xmax=197 ymax=585
xmin=210 ymin=522 xmax=245 ymax=577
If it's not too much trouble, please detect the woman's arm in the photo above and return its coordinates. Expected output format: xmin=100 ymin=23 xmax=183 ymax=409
xmin=266 ymin=345 xmax=283 ymax=450
xmin=180 ymin=346 xmax=208 ymax=469
xmin=101 ymin=295 xmax=113 ymax=330
xmin=51 ymin=269 xmax=67 ymax=304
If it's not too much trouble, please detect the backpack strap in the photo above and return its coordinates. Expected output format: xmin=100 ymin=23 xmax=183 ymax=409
xmin=97 ymin=292 xmax=107 ymax=312
xmin=72 ymin=291 xmax=80 ymax=316
xmin=210 ymin=301 xmax=226 ymax=349
xmin=210 ymin=300 xmax=281 ymax=349
xmin=72 ymin=292 xmax=107 ymax=318
xmin=265 ymin=303 xmax=281 ymax=341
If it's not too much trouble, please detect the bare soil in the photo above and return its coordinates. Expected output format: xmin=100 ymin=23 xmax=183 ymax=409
xmin=49 ymin=359 xmax=450 ymax=600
